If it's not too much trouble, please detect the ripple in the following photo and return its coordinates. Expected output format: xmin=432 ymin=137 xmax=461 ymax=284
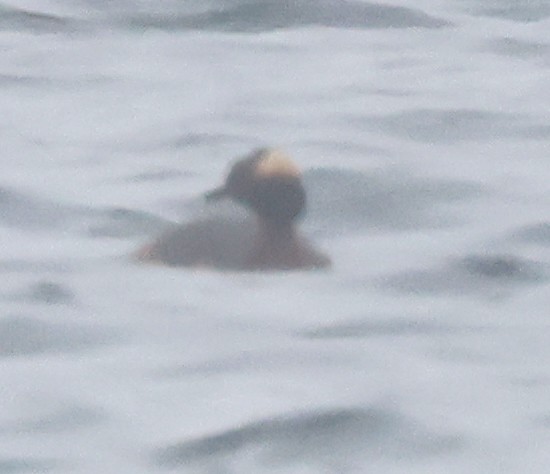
xmin=171 ymin=132 xmax=250 ymax=149
xmin=382 ymin=254 xmax=548 ymax=296
xmin=361 ymin=108 xmax=550 ymax=143
xmin=0 ymin=404 xmax=105 ymax=435
xmin=0 ymin=74 xmax=52 ymax=88
xmin=0 ymin=315 xmax=117 ymax=357
xmin=0 ymin=260 xmax=76 ymax=274
xmin=470 ymin=1 xmax=550 ymax=22
xmin=509 ymin=375 xmax=550 ymax=388
xmin=0 ymin=186 xmax=169 ymax=239
xmin=303 ymin=167 xmax=484 ymax=234
xmin=127 ymin=169 xmax=188 ymax=183
xmin=0 ymin=186 xmax=77 ymax=231
xmin=120 ymin=0 xmax=449 ymax=33
xmin=153 ymin=406 xmax=462 ymax=469
xmin=8 ymin=281 xmax=76 ymax=305
xmin=0 ymin=4 xmax=74 ymax=33
xmin=510 ymin=222 xmax=550 ymax=246
xmin=0 ymin=458 xmax=56 ymax=473
xmin=157 ymin=349 xmax=350 ymax=378
xmin=485 ymin=37 xmax=550 ymax=59
xmin=85 ymin=208 xmax=171 ymax=238
xmin=459 ymin=255 xmax=544 ymax=281
xmin=300 ymin=317 xmax=483 ymax=339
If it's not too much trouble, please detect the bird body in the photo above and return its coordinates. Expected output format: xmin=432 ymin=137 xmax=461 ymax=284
xmin=136 ymin=148 xmax=330 ymax=271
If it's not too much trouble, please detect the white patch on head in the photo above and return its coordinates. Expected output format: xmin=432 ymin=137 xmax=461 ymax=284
xmin=254 ymin=149 xmax=301 ymax=179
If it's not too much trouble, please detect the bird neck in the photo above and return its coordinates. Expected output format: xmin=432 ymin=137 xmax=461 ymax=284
xmin=249 ymin=217 xmax=300 ymax=269
xmin=258 ymin=217 xmax=296 ymax=243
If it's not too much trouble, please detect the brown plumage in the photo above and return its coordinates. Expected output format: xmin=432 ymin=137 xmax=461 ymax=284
xmin=135 ymin=148 xmax=330 ymax=271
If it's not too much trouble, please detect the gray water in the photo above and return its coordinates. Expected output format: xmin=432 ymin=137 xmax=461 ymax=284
xmin=1 ymin=1 xmax=549 ymax=472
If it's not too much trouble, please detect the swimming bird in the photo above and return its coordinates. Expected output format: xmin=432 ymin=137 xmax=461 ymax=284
xmin=135 ymin=148 xmax=330 ymax=271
